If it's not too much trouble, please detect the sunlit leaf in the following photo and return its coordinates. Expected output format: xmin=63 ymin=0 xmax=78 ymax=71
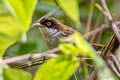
xmin=56 ymin=0 xmax=80 ymax=23
xmin=60 ymin=32 xmax=96 ymax=58
xmin=0 ymin=0 xmax=37 ymax=57
xmin=34 ymin=54 xmax=79 ymax=80
xmin=0 ymin=1 xmax=21 ymax=57
xmin=7 ymin=0 xmax=38 ymax=31
xmin=0 ymin=34 xmax=16 ymax=57
xmin=74 ymin=32 xmax=96 ymax=58
xmin=4 ymin=68 xmax=32 ymax=80
xmin=59 ymin=43 xmax=80 ymax=55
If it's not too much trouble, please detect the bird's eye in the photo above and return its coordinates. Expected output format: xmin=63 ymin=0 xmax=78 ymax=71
xmin=46 ymin=22 xmax=52 ymax=26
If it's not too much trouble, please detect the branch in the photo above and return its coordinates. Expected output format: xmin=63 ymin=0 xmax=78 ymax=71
xmin=3 ymin=48 xmax=59 ymax=64
xmin=13 ymin=59 xmax=47 ymax=69
xmin=96 ymin=1 xmax=120 ymax=43
xmin=107 ymin=58 xmax=120 ymax=78
xmin=84 ymin=21 xmax=120 ymax=39
xmin=110 ymin=54 xmax=120 ymax=72
xmin=85 ymin=0 xmax=95 ymax=39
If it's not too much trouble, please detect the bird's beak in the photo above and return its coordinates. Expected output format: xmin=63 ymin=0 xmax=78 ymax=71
xmin=30 ymin=22 xmax=43 ymax=29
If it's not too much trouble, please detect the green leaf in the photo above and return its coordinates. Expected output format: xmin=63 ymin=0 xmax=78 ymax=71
xmin=2 ymin=59 xmax=32 ymax=80
xmin=59 ymin=43 xmax=80 ymax=55
xmin=56 ymin=0 xmax=80 ymax=23
xmin=0 ymin=0 xmax=37 ymax=57
xmin=73 ymin=32 xmax=95 ymax=58
xmin=7 ymin=0 xmax=38 ymax=31
xmin=0 ymin=1 xmax=21 ymax=57
xmin=4 ymin=68 xmax=32 ymax=80
xmin=34 ymin=54 xmax=79 ymax=80
xmin=60 ymin=32 xmax=96 ymax=59
xmin=0 ymin=33 xmax=16 ymax=57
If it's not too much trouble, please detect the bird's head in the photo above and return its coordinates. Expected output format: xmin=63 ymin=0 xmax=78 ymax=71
xmin=32 ymin=17 xmax=74 ymax=38
xmin=39 ymin=18 xmax=60 ymax=37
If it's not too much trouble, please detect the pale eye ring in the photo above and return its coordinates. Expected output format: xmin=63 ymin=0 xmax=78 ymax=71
xmin=46 ymin=22 xmax=52 ymax=26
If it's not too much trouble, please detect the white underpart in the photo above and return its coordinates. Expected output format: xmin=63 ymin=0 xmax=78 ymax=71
xmin=44 ymin=27 xmax=58 ymax=35
xmin=53 ymin=31 xmax=65 ymax=38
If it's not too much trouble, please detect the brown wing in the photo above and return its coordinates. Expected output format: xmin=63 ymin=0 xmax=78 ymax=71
xmin=63 ymin=27 xmax=75 ymax=36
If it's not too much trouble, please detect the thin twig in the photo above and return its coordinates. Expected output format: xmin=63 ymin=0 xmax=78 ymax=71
xmin=110 ymin=54 xmax=120 ymax=72
xmin=84 ymin=23 xmax=109 ymax=39
xmin=13 ymin=57 xmax=93 ymax=69
xmin=13 ymin=59 xmax=48 ymax=69
xmin=74 ymin=72 xmax=78 ymax=80
xmin=90 ymin=15 xmax=101 ymax=42
xmin=95 ymin=9 xmax=105 ymax=43
xmin=85 ymin=0 xmax=95 ymax=39
xmin=107 ymin=58 xmax=120 ymax=78
xmin=100 ymin=0 xmax=112 ymax=20
xmin=37 ymin=7 xmax=60 ymax=22
xmin=95 ymin=3 xmax=107 ymax=16
xmin=84 ymin=21 xmax=120 ymax=39
xmin=90 ymin=43 xmax=104 ymax=48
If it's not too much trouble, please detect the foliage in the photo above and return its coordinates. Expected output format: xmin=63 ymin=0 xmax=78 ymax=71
xmin=0 ymin=0 xmax=37 ymax=79
xmin=4 ymin=68 xmax=32 ymax=80
xmin=56 ymin=0 xmax=80 ymax=23
xmin=0 ymin=0 xmax=37 ymax=57
xmin=0 ymin=0 xmax=119 ymax=80
xmin=34 ymin=54 xmax=79 ymax=80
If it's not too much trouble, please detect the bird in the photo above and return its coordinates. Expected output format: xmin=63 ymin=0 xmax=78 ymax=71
xmin=32 ymin=17 xmax=75 ymax=49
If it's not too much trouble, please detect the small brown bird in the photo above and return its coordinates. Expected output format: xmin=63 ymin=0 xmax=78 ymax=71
xmin=33 ymin=17 xmax=75 ymax=49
